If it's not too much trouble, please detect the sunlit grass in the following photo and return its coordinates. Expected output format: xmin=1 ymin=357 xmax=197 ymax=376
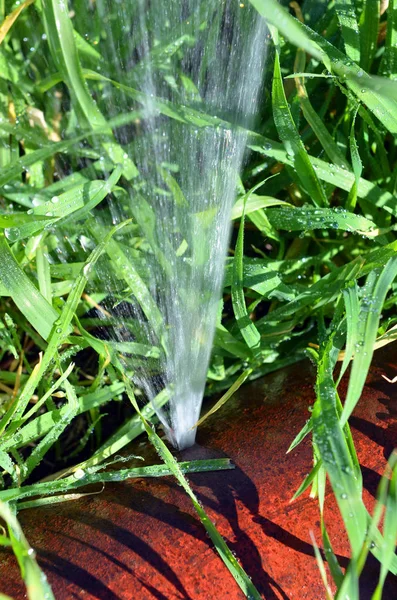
xmin=0 ymin=0 xmax=396 ymax=598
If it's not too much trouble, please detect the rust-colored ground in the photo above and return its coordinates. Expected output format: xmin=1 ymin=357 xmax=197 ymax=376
xmin=1 ymin=348 xmax=397 ymax=599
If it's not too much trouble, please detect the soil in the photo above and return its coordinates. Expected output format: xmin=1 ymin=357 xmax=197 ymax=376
xmin=1 ymin=346 xmax=397 ymax=599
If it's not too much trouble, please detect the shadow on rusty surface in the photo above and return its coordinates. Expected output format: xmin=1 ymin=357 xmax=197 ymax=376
xmin=0 ymin=348 xmax=397 ymax=599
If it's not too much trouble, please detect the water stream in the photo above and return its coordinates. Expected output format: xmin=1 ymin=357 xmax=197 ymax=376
xmin=87 ymin=1 xmax=268 ymax=449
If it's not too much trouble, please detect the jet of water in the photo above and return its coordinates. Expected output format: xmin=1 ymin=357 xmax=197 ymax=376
xmin=96 ymin=1 xmax=268 ymax=449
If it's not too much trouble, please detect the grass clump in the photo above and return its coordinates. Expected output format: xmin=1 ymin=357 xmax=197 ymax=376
xmin=0 ymin=0 xmax=396 ymax=598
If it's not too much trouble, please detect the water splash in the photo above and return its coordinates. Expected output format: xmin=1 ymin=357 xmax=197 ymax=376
xmin=95 ymin=1 xmax=268 ymax=449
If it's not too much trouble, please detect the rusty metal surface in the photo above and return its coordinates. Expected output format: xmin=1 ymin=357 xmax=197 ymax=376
xmin=1 ymin=348 xmax=397 ymax=599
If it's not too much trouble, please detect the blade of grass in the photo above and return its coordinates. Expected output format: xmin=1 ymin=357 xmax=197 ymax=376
xmin=41 ymin=0 xmax=137 ymax=179
xmin=36 ymin=245 xmax=52 ymax=304
xmin=359 ymin=0 xmax=380 ymax=72
xmin=334 ymin=0 xmax=360 ymax=63
xmin=341 ymin=257 xmax=397 ymax=426
xmin=232 ymin=183 xmax=261 ymax=354
xmin=250 ymin=0 xmax=397 ymax=134
xmin=380 ymin=0 xmax=397 ymax=77
xmin=294 ymin=73 xmax=350 ymax=169
xmin=309 ymin=531 xmax=334 ymax=600
xmin=248 ymin=0 xmax=323 ymax=59
xmin=0 ymin=382 xmax=125 ymax=451
xmin=194 ymin=366 xmax=253 ymax=429
xmin=372 ymin=453 xmax=397 ymax=600
xmin=0 ymin=460 xmax=234 ymax=504
xmin=0 ymin=234 xmax=59 ymax=340
xmin=271 ymin=40 xmax=327 ymax=208
xmin=23 ymin=378 xmax=79 ymax=480
xmin=0 ymin=221 xmax=130 ymax=435
xmin=0 ymin=0 xmax=35 ymax=45
xmin=346 ymin=105 xmax=362 ymax=212
xmin=313 ymin=358 xmax=367 ymax=558
xmin=0 ymin=500 xmax=55 ymax=600
xmin=266 ymin=206 xmax=375 ymax=235
xmin=124 ymin=378 xmax=262 ymax=600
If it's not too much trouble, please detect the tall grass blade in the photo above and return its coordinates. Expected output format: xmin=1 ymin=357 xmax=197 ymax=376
xmin=124 ymin=378 xmax=262 ymax=600
xmin=0 ymin=501 xmax=55 ymax=600
xmin=341 ymin=257 xmax=397 ymax=426
xmin=271 ymin=45 xmax=327 ymax=208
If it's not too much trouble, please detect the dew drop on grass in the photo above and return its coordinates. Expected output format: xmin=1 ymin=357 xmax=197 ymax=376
xmin=73 ymin=469 xmax=85 ymax=480
xmin=83 ymin=264 xmax=92 ymax=277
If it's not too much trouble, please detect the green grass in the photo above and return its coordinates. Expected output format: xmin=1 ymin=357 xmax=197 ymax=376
xmin=0 ymin=0 xmax=396 ymax=598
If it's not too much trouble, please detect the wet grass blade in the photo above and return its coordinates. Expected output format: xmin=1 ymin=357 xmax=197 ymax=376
xmin=341 ymin=257 xmax=397 ymax=426
xmin=124 ymin=379 xmax=262 ymax=600
xmin=335 ymin=453 xmax=397 ymax=598
xmin=359 ymin=0 xmax=380 ymax=72
xmin=337 ymin=282 xmax=360 ymax=385
xmin=309 ymin=531 xmax=333 ymax=600
xmin=0 ymin=234 xmax=59 ymax=339
xmin=380 ymin=0 xmax=397 ymax=76
xmin=313 ymin=356 xmax=367 ymax=558
xmin=346 ymin=106 xmax=362 ymax=212
xmin=232 ymin=186 xmax=262 ymax=354
xmin=0 ymin=459 xmax=234 ymax=504
xmin=295 ymin=76 xmax=349 ymax=169
xmin=266 ymin=206 xmax=375 ymax=235
xmin=291 ymin=461 xmax=321 ymax=501
xmin=249 ymin=0 xmax=323 ymax=59
xmin=41 ymin=0 xmax=137 ymax=179
xmin=303 ymin=26 xmax=397 ymax=135
xmin=23 ymin=378 xmax=79 ymax=480
xmin=0 ymin=383 xmax=125 ymax=451
xmin=251 ymin=1 xmax=397 ymax=134
xmin=272 ymin=46 xmax=327 ymax=208
xmin=0 ymin=0 xmax=35 ymax=45
xmin=88 ymin=219 xmax=165 ymax=344
xmin=0 ymin=500 xmax=55 ymax=600
xmin=372 ymin=454 xmax=397 ymax=599
xmin=36 ymin=245 xmax=52 ymax=304
xmin=0 ymin=222 xmax=129 ymax=435
xmin=231 ymin=194 xmax=287 ymax=219
xmin=194 ymin=366 xmax=253 ymax=428
xmin=334 ymin=0 xmax=360 ymax=63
